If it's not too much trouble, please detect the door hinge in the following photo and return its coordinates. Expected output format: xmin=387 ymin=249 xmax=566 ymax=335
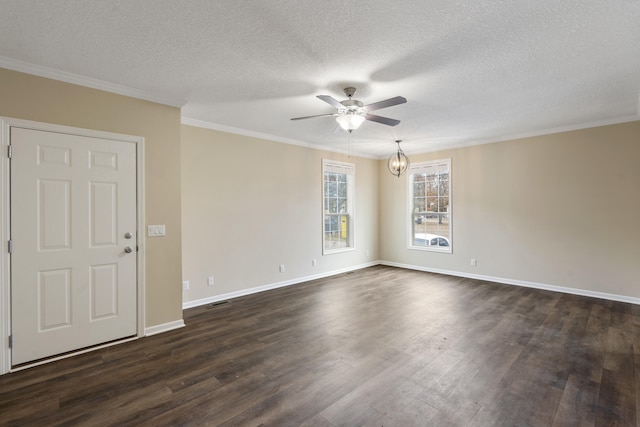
xmin=8 ymin=335 xmax=12 ymax=348
xmin=7 ymin=145 xmax=12 ymax=159
xmin=8 ymin=240 xmax=12 ymax=254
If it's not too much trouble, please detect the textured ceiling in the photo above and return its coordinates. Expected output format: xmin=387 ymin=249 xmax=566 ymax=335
xmin=1 ymin=0 xmax=639 ymax=158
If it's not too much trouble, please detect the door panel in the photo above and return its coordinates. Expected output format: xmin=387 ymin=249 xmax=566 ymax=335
xmin=90 ymin=182 xmax=118 ymax=247
xmin=39 ymin=268 xmax=72 ymax=330
xmin=90 ymin=263 xmax=118 ymax=320
xmin=39 ymin=179 xmax=71 ymax=250
xmin=11 ymin=127 xmax=137 ymax=365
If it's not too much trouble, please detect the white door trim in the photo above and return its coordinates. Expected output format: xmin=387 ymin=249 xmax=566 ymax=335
xmin=0 ymin=117 xmax=146 ymax=375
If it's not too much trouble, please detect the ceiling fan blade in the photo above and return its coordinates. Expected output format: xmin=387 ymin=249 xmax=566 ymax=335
xmin=364 ymin=96 xmax=407 ymax=112
xmin=317 ymin=95 xmax=343 ymax=109
xmin=291 ymin=113 xmax=336 ymax=121
xmin=365 ymin=113 xmax=401 ymax=126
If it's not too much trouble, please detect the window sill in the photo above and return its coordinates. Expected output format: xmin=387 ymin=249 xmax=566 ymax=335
xmin=408 ymin=245 xmax=452 ymax=254
xmin=323 ymin=247 xmax=356 ymax=256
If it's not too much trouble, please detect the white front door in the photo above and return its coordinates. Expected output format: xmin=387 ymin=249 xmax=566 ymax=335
xmin=10 ymin=127 xmax=138 ymax=365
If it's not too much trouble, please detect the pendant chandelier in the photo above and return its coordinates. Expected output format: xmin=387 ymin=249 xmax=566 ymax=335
xmin=387 ymin=140 xmax=410 ymax=178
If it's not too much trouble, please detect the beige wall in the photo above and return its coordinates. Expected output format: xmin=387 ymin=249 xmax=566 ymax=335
xmin=380 ymin=121 xmax=640 ymax=298
xmin=0 ymin=68 xmax=183 ymax=327
xmin=4 ymin=65 xmax=637 ymax=327
xmin=181 ymin=125 xmax=378 ymax=303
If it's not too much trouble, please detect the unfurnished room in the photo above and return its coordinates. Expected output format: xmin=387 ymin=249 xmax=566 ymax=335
xmin=0 ymin=1 xmax=639 ymax=426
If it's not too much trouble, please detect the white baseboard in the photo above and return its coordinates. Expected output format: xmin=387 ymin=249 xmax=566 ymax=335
xmin=182 ymin=261 xmax=379 ymax=310
xmin=182 ymin=260 xmax=639 ymax=313
xmin=144 ymin=319 xmax=186 ymax=336
xmin=380 ymin=261 xmax=640 ymax=305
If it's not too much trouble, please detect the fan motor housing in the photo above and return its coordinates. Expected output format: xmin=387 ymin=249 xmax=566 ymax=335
xmin=341 ymin=99 xmax=364 ymax=108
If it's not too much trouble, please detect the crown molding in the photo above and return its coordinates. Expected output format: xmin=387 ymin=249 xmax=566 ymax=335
xmin=181 ymin=117 xmax=378 ymax=159
xmin=4 ymin=55 xmax=636 ymax=159
xmin=407 ymin=115 xmax=640 ymax=157
xmin=0 ymin=56 xmax=186 ymax=108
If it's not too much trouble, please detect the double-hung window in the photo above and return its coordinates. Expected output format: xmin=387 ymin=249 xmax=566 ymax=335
xmin=322 ymin=159 xmax=354 ymax=254
xmin=409 ymin=159 xmax=451 ymax=252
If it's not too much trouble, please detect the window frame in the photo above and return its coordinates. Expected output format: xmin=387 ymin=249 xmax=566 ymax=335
xmin=407 ymin=158 xmax=452 ymax=253
xmin=322 ymin=159 xmax=355 ymax=255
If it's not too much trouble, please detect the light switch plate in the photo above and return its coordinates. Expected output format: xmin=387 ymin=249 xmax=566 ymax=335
xmin=148 ymin=225 xmax=166 ymax=237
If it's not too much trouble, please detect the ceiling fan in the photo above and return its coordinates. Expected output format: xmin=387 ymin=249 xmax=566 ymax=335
xmin=291 ymin=87 xmax=407 ymax=132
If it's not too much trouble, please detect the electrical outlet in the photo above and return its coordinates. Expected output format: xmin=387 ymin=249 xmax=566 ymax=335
xmin=182 ymin=280 xmax=190 ymax=291
xmin=471 ymin=258 xmax=477 ymax=267
xmin=311 ymin=259 xmax=317 ymax=267
xmin=208 ymin=276 xmax=214 ymax=286
xmin=279 ymin=264 xmax=285 ymax=273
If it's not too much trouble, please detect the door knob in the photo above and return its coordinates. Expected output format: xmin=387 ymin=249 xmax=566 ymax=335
xmin=124 ymin=246 xmax=133 ymax=254
xmin=124 ymin=232 xmax=133 ymax=239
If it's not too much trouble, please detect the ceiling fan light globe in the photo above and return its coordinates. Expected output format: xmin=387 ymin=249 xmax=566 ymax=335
xmin=336 ymin=114 xmax=365 ymax=131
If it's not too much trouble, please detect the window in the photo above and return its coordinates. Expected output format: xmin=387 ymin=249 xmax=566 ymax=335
xmin=323 ymin=159 xmax=354 ymax=254
xmin=409 ymin=159 xmax=451 ymax=252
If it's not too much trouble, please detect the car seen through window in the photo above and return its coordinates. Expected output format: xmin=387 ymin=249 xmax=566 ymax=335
xmin=413 ymin=233 xmax=450 ymax=247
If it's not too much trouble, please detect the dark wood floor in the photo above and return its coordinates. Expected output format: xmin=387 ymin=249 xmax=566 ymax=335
xmin=1 ymin=265 xmax=638 ymax=426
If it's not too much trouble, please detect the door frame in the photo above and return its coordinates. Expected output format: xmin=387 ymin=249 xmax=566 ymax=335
xmin=0 ymin=117 xmax=146 ymax=375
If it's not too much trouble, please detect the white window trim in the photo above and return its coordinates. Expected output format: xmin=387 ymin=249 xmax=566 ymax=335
xmin=407 ymin=158 xmax=452 ymax=253
xmin=322 ymin=159 xmax=355 ymax=255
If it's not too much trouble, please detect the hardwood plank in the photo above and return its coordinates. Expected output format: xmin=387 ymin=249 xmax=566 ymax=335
xmin=552 ymin=374 xmax=598 ymax=426
xmin=0 ymin=266 xmax=638 ymax=426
